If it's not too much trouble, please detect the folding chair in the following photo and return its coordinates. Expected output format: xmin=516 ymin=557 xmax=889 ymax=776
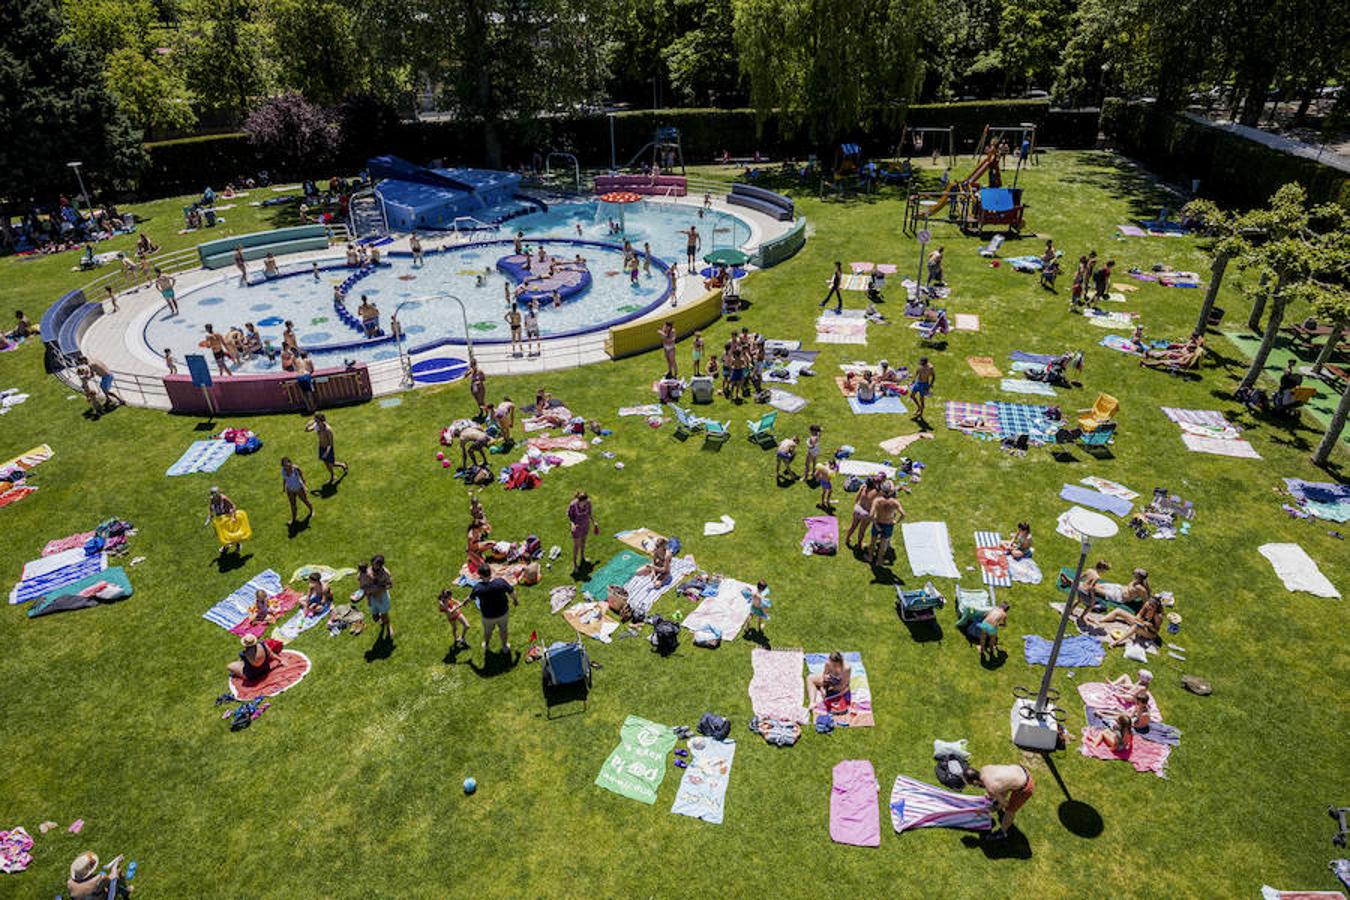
xmin=746 ymin=411 xmax=778 ymax=446
xmin=895 ymin=580 xmax=945 ymax=624
xmin=668 ymin=404 xmax=704 ymax=440
xmin=1078 ymin=421 xmax=1116 ymax=455
xmin=954 ymin=584 xmax=994 ymax=633
xmin=703 ymin=419 xmax=732 ymax=446
xmin=541 ymin=639 xmax=592 ymax=718
xmin=1077 ymin=393 xmax=1118 ymax=432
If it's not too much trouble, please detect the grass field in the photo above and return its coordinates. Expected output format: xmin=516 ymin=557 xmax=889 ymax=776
xmin=0 ymin=153 xmax=1346 ymax=899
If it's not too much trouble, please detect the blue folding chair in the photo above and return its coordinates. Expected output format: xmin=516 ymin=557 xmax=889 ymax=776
xmin=542 ymin=639 xmax=592 ymax=718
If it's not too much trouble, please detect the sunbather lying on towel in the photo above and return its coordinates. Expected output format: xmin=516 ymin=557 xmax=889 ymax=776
xmin=808 ymin=651 xmax=852 ymax=712
xmin=1097 ymin=595 xmax=1162 ymax=647
xmin=1108 ymin=669 xmax=1155 ymax=728
xmin=228 ymin=633 xmax=287 ymax=682
xmin=1089 ymin=714 xmax=1135 ymax=753
xmin=1141 ymin=335 xmax=1203 ymax=370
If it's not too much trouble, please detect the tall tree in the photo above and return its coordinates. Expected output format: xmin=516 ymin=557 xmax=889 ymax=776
xmin=1182 ymin=198 xmax=1248 ymax=336
xmin=264 ymin=0 xmax=360 ymax=106
xmin=0 ymin=0 xmax=144 ymax=200
xmin=661 ymin=0 xmax=742 ymax=106
xmin=1310 ymin=284 xmax=1350 ymax=375
xmin=243 ymin=92 xmax=337 ymax=175
xmin=732 ymin=0 xmax=928 ymax=148
xmin=174 ymin=0 xmax=273 ymax=121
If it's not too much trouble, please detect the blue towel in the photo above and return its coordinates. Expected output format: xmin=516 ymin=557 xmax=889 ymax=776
xmin=848 ymin=394 xmax=908 ymax=415
xmin=1010 ymin=351 xmax=1058 ymax=365
xmin=1023 ymin=634 xmax=1104 ymax=667
xmin=1059 ymin=484 xmax=1133 ymax=517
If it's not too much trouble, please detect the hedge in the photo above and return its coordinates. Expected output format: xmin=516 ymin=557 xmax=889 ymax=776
xmin=1101 ymin=99 xmax=1350 ymax=209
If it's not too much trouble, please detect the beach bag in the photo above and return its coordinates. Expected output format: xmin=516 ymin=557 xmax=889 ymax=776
xmin=237 ymin=435 xmax=263 ymax=454
xmin=606 ymin=585 xmax=630 ymax=616
xmin=650 ymin=617 xmax=680 ymax=656
xmin=698 ymin=713 xmax=731 ymax=740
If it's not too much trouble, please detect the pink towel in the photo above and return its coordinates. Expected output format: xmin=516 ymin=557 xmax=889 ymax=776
xmin=830 ymin=760 xmax=881 ymax=847
xmin=43 ymin=532 xmax=96 ymax=556
xmin=802 ymin=515 xmax=838 ymax=551
xmin=1080 ymin=729 xmax=1171 ymax=777
xmin=749 ymin=648 xmax=807 ymax=722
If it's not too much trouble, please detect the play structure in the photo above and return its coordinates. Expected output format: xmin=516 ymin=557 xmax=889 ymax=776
xmin=835 ymin=143 xmax=864 ymax=177
xmin=902 ymin=133 xmax=1028 ymax=235
xmin=973 ymin=124 xmax=1037 ymax=168
xmin=369 ymin=155 xmax=530 ymax=231
xmin=623 ymin=126 xmax=686 ymax=174
xmin=897 ymin=126 xmax=956 ymax=169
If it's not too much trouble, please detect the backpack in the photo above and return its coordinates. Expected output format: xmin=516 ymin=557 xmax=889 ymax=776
xmin=650 ymin=616 xmax=679 ymax=656
xmin=698 ymin=713 xmax=731 ymax=740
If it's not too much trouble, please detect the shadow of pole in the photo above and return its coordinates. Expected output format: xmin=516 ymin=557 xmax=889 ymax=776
xmin=1042 ymin=753 xmax=1105 ymax=839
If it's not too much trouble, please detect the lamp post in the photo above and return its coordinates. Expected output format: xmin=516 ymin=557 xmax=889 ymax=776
xmin=1011 ymin=507 xmax=1118 ymax=751
xmin=67 ymin=161 xmax=91 ymax=218
xmin=608 ymin=113 xmax=617 ymax=172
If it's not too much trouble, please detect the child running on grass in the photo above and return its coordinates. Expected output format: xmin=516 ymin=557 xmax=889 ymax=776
xmin=776 ymin=435 xmax=799 ymax=481
xmin=439 ymin=588 xmax=471 ymax=648
xmin=743 ymin=581 xmax=771 ymax=636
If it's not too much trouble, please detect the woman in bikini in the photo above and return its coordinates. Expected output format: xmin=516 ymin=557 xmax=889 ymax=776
xmin=845 ymin=474 xmax=883 ymax=548
xmin=807 ymin=651 xmax=852 ymax=712
xmin=1002 ymin=522 xmax=1033 ymax=559
xmin=1101 ymin=595 xmax=1163 ymax=647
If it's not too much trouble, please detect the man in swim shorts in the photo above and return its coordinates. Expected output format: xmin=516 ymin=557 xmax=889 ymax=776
xmin=963 ymin=763 xmax=1034 ymax=838
xmin=912 ymin=356 xmax=935 ymax=420
xmin=154 ymin=268 xmax=178 ymax=315
xmin=306 ymin=412 xmax=348 ymax=484
xmin=867 ymin=480 xmax=903 ymax=566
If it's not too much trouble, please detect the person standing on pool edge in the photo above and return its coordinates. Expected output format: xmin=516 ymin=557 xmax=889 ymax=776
xmin=680 ymin=225 xmax=700 ymax=267
xmin=154 ymin=268 xmax=178 ymax=316
xmin=819 ymin=261 xmax=843 ymax=312
xmin=305 ymin=412 xmax=349 ymax=484
xmin=468 ymin=358 xmax=488 ymax=418
xmin=505 ymin=302 xmax=523 ymax=357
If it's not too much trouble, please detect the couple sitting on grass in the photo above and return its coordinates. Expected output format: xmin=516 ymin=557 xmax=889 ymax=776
xmin=1061 ymin=562 xmax=1164 ymax=648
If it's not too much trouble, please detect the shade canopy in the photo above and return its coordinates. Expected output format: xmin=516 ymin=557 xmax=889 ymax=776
xmin=703 ymin=248 xmax=750 ymax=266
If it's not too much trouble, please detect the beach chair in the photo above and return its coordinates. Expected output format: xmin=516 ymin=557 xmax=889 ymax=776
xmin=746 ymin=411 xmax=777 ymax=446
xmin=895 ymin=580 xmax=945 ymax=624
xmin=1078 ymin=421 xmax=1116 ymax=454
xmin=669 ymin=404 xmax=703 ymax=440
xmin=541 ymin=638 xmax=592 ymax=718
xmin=953 ymin=585 xmax=994 ymax=632
xmin=703 ymin=419 xmax=732 ymax=446
xmin=1077 ymin=393 xmax=1118 ymax=432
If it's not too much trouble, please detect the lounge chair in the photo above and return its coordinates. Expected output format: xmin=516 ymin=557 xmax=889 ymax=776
xmin=953 ymin=585 xmax=994 ymax=631
xmin=703 ymin=419 xmax=731 ymax=446
xmin=1077 ymin=393 xmax=1118 ymax=432
xmin=895 ymin=581 xmax=945 ymax=624
xmin=746 ymin=411 xmax=777 ymax=446
xmin=541 ymin=638 xmax=592 ymax=718
xmin=669 ymin=404 xmax=704 ymax=440
xmin=1078 ymin=421 xmax=1116 ymax=454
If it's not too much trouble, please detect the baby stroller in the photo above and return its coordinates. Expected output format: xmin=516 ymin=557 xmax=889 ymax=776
xmin=541 ymin=638 xmax=592 ymax=718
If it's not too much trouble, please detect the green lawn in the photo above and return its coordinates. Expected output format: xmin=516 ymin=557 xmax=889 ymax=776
xmin=1 ymin=153 xmax=1346 ymax=899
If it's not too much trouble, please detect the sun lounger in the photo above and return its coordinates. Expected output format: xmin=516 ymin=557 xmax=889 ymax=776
xmin=895 ymin=581 xmax=945 ymax=624
xmin=668 ymin=404 xmax=704 ymax=439
xmin=703 ymin=419 xmax=731 ymax=446
xmin=746 ymin=411 xmax=777 ymax=446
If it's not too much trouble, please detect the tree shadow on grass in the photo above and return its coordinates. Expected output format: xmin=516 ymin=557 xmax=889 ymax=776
xmin=1054 ymin=155 xmax=1184 ymax=220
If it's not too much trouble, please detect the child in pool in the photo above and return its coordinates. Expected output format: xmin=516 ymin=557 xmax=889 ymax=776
xmin=439 ymin=588 xmax=471 ymax=648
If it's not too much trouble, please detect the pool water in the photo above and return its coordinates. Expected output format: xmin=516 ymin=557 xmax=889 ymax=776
xmin=141 ymin=201 xmax=750 ymax=372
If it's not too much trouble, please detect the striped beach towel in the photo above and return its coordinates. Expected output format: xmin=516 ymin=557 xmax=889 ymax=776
xmin=1161 ymin=408 xmax=1232 ymax=428
xmin=999 ymin=378 xmax=1057 ymax=397
xmin=203 ymin=569 xmax=284 ymax=630
xmin=166 ymin=439 xmax=236 ymax=476
xmin=10 ymin=554 xmax=107 ymax=605
xmin=889 ymin=775 xmax=995 ymax=833
xmin=623 ymin=554 xmax=697 ymax=618
xmin=974 ymin=532 xmax=1011 ymax=587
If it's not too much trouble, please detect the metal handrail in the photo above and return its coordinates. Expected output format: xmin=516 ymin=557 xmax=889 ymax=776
xmin=544 ymin=152 xmax=581 ymax=191
xmin=452 ymin=216 xmax=499 ymax=234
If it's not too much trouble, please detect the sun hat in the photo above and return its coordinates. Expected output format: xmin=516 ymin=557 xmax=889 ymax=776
xmin=70 ymin=852 xmax=99 ymax=882
xmin=210 ymin=486 xmax=221 ymax=494
xmin=1137 ymin=669 xmax=1153 ymax=685
xmin=241 ymin=633 xmax=258 ymax=647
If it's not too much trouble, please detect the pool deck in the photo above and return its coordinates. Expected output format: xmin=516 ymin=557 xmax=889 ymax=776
xmin=77 ymin=195 xmax=792 ymax=408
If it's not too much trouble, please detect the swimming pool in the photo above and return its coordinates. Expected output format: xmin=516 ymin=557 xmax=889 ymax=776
xmin=139 ymin=201 xmax=751 ymax=372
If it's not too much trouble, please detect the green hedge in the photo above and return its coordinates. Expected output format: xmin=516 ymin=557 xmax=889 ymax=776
xmin=1101 ymin=99 xmax=1350 ymax=208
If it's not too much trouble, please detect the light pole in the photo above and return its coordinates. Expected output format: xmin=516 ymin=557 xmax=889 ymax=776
xmin=67 ymin=161 xmax=91 ymax=218
xmin=608 ymin=114 xmax=617 ymax=172
xmin=1011 ymin=507 xmax=1118 ymax=751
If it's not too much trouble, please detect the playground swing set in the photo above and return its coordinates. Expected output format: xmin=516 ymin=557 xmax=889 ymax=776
xmin=902 ymin=124 xmax=1033 ymax=235
xmin=896 ymin=126 xmax=957 ymax=170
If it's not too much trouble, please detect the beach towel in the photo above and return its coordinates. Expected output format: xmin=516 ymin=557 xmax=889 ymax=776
xmin=671 ymin=737 xmax=736 ymax=824
xmin=953 ymin=313 xmax=980 ymax=332
xmin=1117 ymin=224 xmax=1146 ymax=237
xmin=683 ymin=577 xmax=754 ymax=640
xmin=0 ymin=485 xmax=36 ymax=509
xmin=1258 ymin=544 xmax=1341 ymax=598
xmin=836 ymin=460 xmax=896 ymax=479
xmin=622 ymin=554 xmax=697 ymax=618
xmin=19 ymin=546 xmax=93 ymax=580
xmin=1180 ymin=432 xmax=1261 ymax=458
xmin=806 ymin=652 xmax=873 ymax=727
xmin=889 ymin=774 xmax=995 ymax=833
xmin=848 ymin=394 xmax=908 ymax=415
xmin=1259 ymin=888 xmax=1347 ymax=900
xmin=763 ymin=359 xmax=812 ymax=385
xmin=1099 ymin=334 xmax=1141 ymax=354
xmin=995 ymin=402 xmax=1057 ymax=440
xmin=273 ymin=604 xmax=330 ymax=641
xmin=1078 ymin=680 xmax=1163 ymax=723
xmin=583 ymin=550 xmax=647 ymax=598
xmin=25 ymin=567 xmax=133 ymax=618
xmin=1024 ymin=634 xmax=1105 ymax=667
xmin=165 ymin=439 xmax=235 ymax=476
xmin=1005 ymin=255 xmax=1044 ymax=272
xmin=203 ymin=570 xmax=284 ymax=630
xmin=902 ymin=521 xmax=960 ymax=579
xmin=802 ymin=516 xmax=838 ymax=554
xmin=945 ymin=400 xmax=1001 ymax=434
xmin=966 ymin=356 xmax=1002 ymax=378
xmin=764 ymin=339 xmax=801 ymax=353
xmin=1008 ymin=555 xmax=1043 ymax=584
xmin=703 ymin=515 xmax=735 ymax=536
xmin=749 ymin=648 xmax=808 ymax=722
xmin=1284 ymin=479 xmax=1350 ymax=522
xmin=768 ymin=389 xmax=808 ymax=413
xmin=1161 ymin=407 xmax=1231 ymax=428
xmin=1080 ymin=727 xmax=1171 ymax=777
xmin=1083 ymin=707 xmax=1179 ymax=746
xmin=0 ymin=826 xmax=33 ymax=874
xmin=228 ymin=649 xmax=311 ymax=700
xmin=1000 ymin=378 xmax=1057 ymax=397
xmin=1083 ymin=310 xmax=1138 ymax=329
xmin=42 ymin=531 xmax=96 ymax=556
xmin=830 ymin=761 xmax=881 ymax=847
xmin=615 ymin=528 xmax=667 ymax=555
xmin=1060 ymin=484 xmax=1133 ymax=517
xmin=0 ymin=443 xmax=53 ymax=473
xmin=815 ymin=316 xmax=868 ymax=345
xmin=9 ymin=552 xmax=107 ymax=605
xmin=526 ymin=435 xmax=589 ymax=452
xmin=618 ymin=404 xmax=662 ymax=417
xmin=1010 ymin=351 xmax=1058 ymax=365
xmin=229 ymin=588 xmax=301 ymax=637
xmin=596 ymin=715 xmax=677 ymax=805
xmin=1081 ymin=476 xmax=1139 ymax=501
xmin=879 ymin=433 xmax=934 ymax=455
xmin=974 ymin=532 xmax=1011 ymax=587
xmin=289 ymin=565 xmax=357 ymax=584
xmin=562 ymin=601 xmax=621 ymax=642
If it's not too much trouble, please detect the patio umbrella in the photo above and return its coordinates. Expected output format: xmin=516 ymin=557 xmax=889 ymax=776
xmin=597 ymin=191 xmax=642 ymax=235
xmin=703 ymin=248 xmax=750 ymax=266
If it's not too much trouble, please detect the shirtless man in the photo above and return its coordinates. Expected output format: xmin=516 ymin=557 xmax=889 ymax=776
xmin=679 ymin=225 xmax=700 ymax=267
xmin=523 ymin=303 xmax=541 ymax=357
xmin=458 ymin=424 xmax=491 ymax=470
xmin=962 ymin=763 xmax=1034 ymax=838
xmin=468 ymin=359 xmax=487 ymax=417
xmin=83 ymin=356 xmax=126 ymax=407
xmin=233 ymin=245 xmax=248 ymax=283
xmin=203 ymin=324 xmax=232 ymax=376
xmin=305 ymin=412 xmax=349 ymax=483
xmin=505 ymin=303 xmax=523 ymax=356
xmin=845 ymin=474 xmax=883 ymax=549
xmin=410 ymin=233 xmax=423 ymax=266
xmin=154 ymin=268 xmax=178 ymax=315
xmin=867 ymin=481 xmax=903 ymax=566
xmin=912 ymin=356 xmax=936 ymax=420
xmin=295 ymin=351 xmax=317 ymax=413
xmin=494 ymin=396 xmax=516 ymax=445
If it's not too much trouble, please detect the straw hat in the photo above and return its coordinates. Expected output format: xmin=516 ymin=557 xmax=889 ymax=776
xmin=241 ymin=633 xmax=258 ymax=647
xmin=70 ymin=851 xmax=99 ymax=882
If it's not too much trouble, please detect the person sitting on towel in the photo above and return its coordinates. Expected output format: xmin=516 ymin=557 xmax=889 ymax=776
xmin=636 ymin=537 xmax=673 ymax=584
xmin=876 ymin=361 xmax=902 ymax=385
xmin=1064 ymin=560 xmax=1110 ymax=614
xmin=808 ymin=651 xmax=851 ymax=712
xmin=1001 ymin=522 xmax=1033 ymax=558
xmin=1108 ymin=669 xmax=1154 ymax=729
xmin=1091 ymin=714 xmax=1135 ymax=754
xmin=855 ymin=370 xmax=877 ymax=403
xmin=228 ymin=633 xmax=286 ymax=682
xmin=1099 ymin=595 xmax=1163 ymax=648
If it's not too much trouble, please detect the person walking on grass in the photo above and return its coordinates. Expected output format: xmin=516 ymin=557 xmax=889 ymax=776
xmin=820 ymin=261 xmax=844 ymax=312
xmin=468 ymin=358 xmax=487 ymax=417
xmin=912 ymin=356 xmax=935 ymax=420
xmin=84 ymin=356 xmax=125 ymax=407
xmin=280 ymin=457 xmax=313 ymax=524
xmin=470 ymin=562 xmax=517 ymax=655
xmin=567 ymin=490 xmax=598 ymax=573
xmin=1092 ymin=259 xmax=1114 ymax=305
xmin=360 ymin=554 xmax=395 ymax=639
xmin=306 ymin=412 xmax=349 ymax=484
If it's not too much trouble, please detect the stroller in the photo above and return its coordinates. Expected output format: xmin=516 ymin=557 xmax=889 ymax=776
xmin=541 ymin=638 xmax=592 ymax=718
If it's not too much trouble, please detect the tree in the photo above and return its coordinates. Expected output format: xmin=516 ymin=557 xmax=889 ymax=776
xmin=661 ymin=0 xmax=742 ymax=106
xmin=1234 ymin=184 xmax=1349 ymax=394
xmin=732 ymin=0 xmax=927 ymax=149
xmin=1313 ymin=375 xmax=1349 ymax=467
xmin=0 ymin=0 xmax=144 ymax=201
xmin=61 ymin=0 xmax=157 ymax=58
xmin=106 ymin=48 xmax=198 ymax=135
xmin=995 ymin=0 xmax=1068 ymax=96
xmin=243 ymin=92 xmax=338 ymax=175
xmin=1181 ymin=198 xmax=1247 ymax=336
xmin=175 ymin=0 xmax=273 ymax=121
xmin=264 ymin=0 xmax=360 ymax=107
xmin=1310 ymin=284 xmax=1350 ymax=375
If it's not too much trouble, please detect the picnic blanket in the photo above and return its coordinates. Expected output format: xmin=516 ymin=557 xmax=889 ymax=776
xmin=1079 ymin=680 xmax=1164 ymax=728
xmin=762 ymin=359 xmax=812 ymax=384
xmin=1000 ymin=378 xmax=1057 ymax=397
xmin=848 ymin=394 xmax=908 ymax=415
xmin=889 ymin=775 xmax=996 ymax=833
xmin=618 ymin=404 xmax=663 ymax=417
xmin=966 ymin=356 xmax=1002 ymax=378
xmin=1060 ymin=484 xmax=1133 ymax=517
xmin=1284 ymin=479 xmax=1350 ymax=522
xmin=165 ymin=439 xmax=235 ymax=476
xmin=203 ymin=570 xmax=284 ymax=630
xmin=671 ymin=738 xmax=736 ymax=824
xmin=749 ymin=648 xmax=808 ymax=722
xmin=1082 ymin=476 xmax=1139 ymax=501
xmin=228 ymin=649 xmax=311 ymax=700
xmin=562 ymin=601 xmax=621 ymax=642
xmin=9 ymin=550 xmax=107 ymax=605
xmin=974 ymin=532 xmax=1011 ymax=587
xmin=1082 ymin=310 xmax=1138 ymax=329
xmin=615 ymin=528 xmax=667 ymax=554
xmin=683 ymin=577 xmax=754 ymax=640
xmin=902 ymin=522 xmax=960 ymax=578
xmin=1080 ymin=727 xmax=1171 ymax=777
xmin=1023 ymin=633 xmax=1105 ymax=667
xmin=815 ymin=315 xmax=868 ymax=345
xmin=952 ymin=313 xmax=980 ymax=332
xmin=802 ymin=516 xmax=838 ymax=554
xmin=1180 ymin=432 xmax=1262 ymax=458
xmin=1010 ymin=350 xmax=1058 ymax=365
xmin=830 ymin=760 xmax=881 ymax=847
xmin=583 ymin=550 xmax=647 ymax=598
xmin=879 ymin=433 xmax=934 ymax=455
xmin=596 ymin=715 xmax=677 ymax=805
xmin=945 ymin=400 xmax=1001 ymax=435
xmin=768 ymin=389 xmax=808 ymax=413
xmin=836 ymin=460 xmax=896 ymax=479
xmin=622 ymin=554 xmax=697 ymax=618
xmin=1258 ymin=543 xmax=1341 ymax=598
xmin=995 ymin=402 xmax=1057 ymax=440
xmin=1100 ymin=334 xmax=1141 ymax=354
xmin=807 ymin=651 xmax=873 ymax=727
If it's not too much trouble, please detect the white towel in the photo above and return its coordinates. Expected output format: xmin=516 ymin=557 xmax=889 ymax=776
xmin=703 ymin=515 xmax=736 ymax=536
xmin=836 ymin=459 xmax=896 ymax=479
xmin=901 ymin=522 xmax=960 ymax=579
xmin=1257 ymin=543 xmax=1340 ymax=598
